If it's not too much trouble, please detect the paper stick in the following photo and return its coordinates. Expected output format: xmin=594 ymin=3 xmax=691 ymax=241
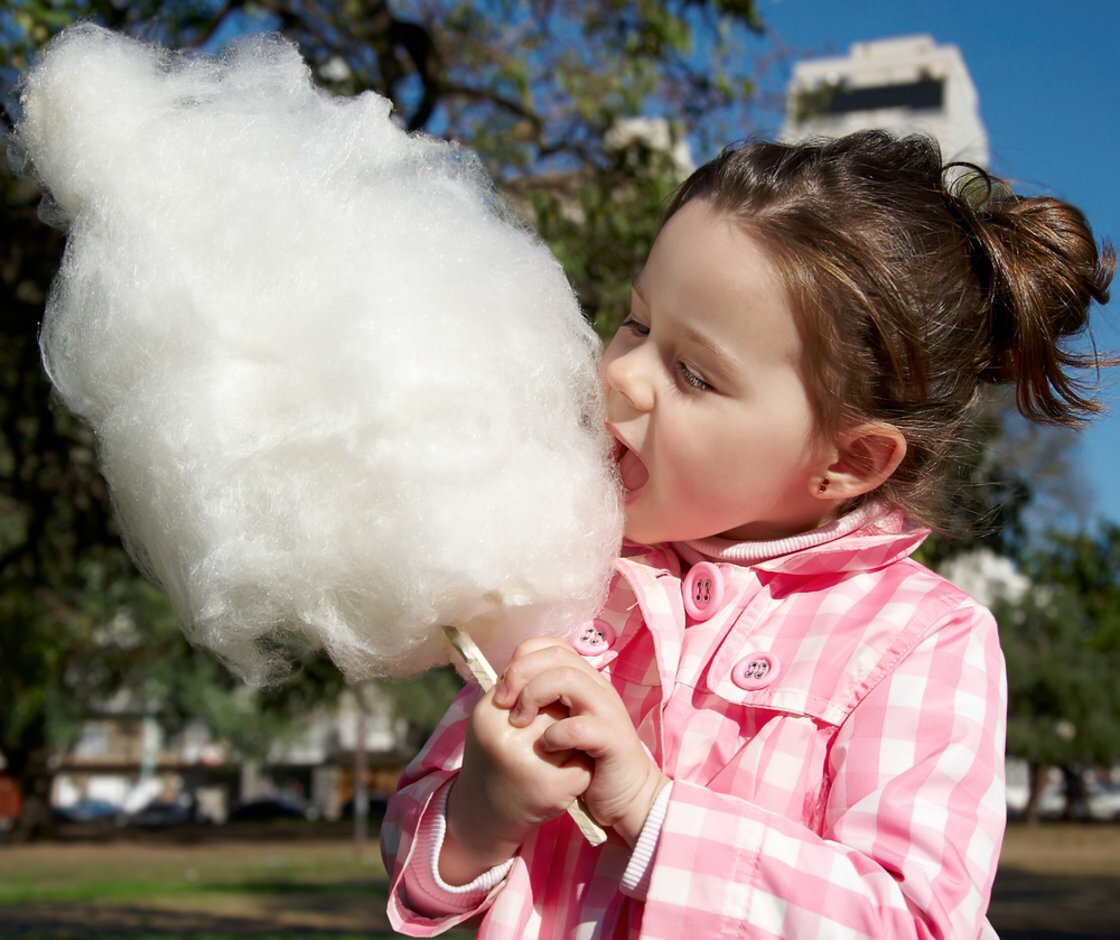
xmin=442 ymin=624 xmax=608 ymax=846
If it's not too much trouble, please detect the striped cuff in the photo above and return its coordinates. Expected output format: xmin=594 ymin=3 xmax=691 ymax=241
xmin=403 ymin=783 xmax=514 ymax=915
xmin=620 ymin=781 xmax=672 ymax=900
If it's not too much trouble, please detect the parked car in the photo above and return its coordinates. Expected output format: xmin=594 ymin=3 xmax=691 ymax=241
xmin=1087 ymin=782 xmax=1120 ymax=822
xmin=1035 ymin=777 xmax=1120 ymax=821
xmin=52 ymin=798 xmax=122 ymax=825
xmin=123 ymin=796 xmax=195 ymax=828
xmin=339 ymin=794 xmax=389 ymax=821
xmin=1035 ymin=782 xmax=1069 ymax=819
xmin=227 ymin=793 xmax=318 ymax=823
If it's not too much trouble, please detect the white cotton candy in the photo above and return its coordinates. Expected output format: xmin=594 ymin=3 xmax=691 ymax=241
xmin=16 ymin=24 xmax=622 ymax=684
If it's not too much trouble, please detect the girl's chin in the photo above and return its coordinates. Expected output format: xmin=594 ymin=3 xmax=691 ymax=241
xmin=621 ymin=501 xmax=667 ymax=546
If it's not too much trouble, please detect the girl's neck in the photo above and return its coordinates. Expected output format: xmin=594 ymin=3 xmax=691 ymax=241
xmin=676 ymin=502 xmax=880 ymax=567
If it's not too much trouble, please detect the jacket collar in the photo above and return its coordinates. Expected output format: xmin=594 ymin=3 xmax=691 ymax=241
xmin=665 ymin=504 xmax=929 ymax=577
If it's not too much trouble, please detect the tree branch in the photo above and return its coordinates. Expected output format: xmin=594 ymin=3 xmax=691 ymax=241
xmin=184 ymin=0 xmax=247 ymax=49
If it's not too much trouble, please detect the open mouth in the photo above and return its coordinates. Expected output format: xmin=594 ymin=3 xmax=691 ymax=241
xmin=608 ymin=427 xmax=649 ymax=495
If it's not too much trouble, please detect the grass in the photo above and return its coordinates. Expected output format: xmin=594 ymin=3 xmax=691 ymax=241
xmin=0 ymin=821 xmax=1117 ymax=938
xmin=989 ymin=822 xmax=1120 ymax=939
xmin=0 ymin=831 xmax=473 ymax=939
xmin=999 ymin=819 xmax=1120 ymax=875
xmin=0 ymin=839 xmax=379 ymax=904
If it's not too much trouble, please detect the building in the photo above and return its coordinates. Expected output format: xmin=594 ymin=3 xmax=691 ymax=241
xmin=40 ymin=685 xmax=414 ymax=826
xmin=780 ymin=35 xmax=989 ymax=168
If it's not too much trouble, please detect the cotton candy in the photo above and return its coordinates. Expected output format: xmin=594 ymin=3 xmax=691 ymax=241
xmin=15 ymin=24 xmax=622 ymax=685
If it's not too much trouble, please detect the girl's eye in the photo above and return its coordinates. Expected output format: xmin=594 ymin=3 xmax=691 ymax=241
xmin=619 ymin=317 xmax=650 ymax=337
xmin=677 ymin=362 xmax=712 ymax=392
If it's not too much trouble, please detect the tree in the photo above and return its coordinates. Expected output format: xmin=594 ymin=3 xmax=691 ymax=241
xmin=997 ymin=523 xmax=1120 ymax=822
xmin=915 ymin=386 xmax=1108 ymax=825
xmin=915 ymin=386 xmax=1090 ymax=572
xmin=0 ymin=0 xmax=769 ymax=836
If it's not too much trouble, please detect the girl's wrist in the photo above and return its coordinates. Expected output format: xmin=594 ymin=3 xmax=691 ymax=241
xmin=440 ymin=778 xmax=523 ymax=885
xmin=440 ymin=820 xmax=519 ymax=886
xmin=612 ymin=769 xmax=671 ymax=848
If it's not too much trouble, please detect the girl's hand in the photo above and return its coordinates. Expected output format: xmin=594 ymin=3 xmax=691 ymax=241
xmin=441 ymin=683 xmax=592 ymax=885
xmin=494 ymin=637 xmax=669 ymax=846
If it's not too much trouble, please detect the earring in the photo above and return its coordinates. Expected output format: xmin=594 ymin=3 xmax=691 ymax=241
xmin=817 ymin=477 xmax=829 ymax=495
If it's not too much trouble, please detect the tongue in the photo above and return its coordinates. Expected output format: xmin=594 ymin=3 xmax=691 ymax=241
xmin=618 ymin=448 xmax=649 ymax=492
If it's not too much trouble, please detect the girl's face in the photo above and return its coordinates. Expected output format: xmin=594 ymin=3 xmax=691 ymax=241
xmin=602 ymin=199 xmax=837 ymax=544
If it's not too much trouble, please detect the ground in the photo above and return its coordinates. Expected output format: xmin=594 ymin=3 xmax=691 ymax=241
xmin=0 ymin=821 xmax=1116 ymax=938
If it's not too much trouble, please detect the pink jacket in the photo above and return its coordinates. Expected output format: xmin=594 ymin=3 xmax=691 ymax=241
xmin=382 ymin=510 xmax=1007 ymax=938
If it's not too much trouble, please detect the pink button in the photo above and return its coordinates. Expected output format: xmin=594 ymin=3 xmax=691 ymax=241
xmin=731 ymin=652 xmax=780 ymax=691
xmin=683 ymin=562 xmax=724 ymax=621
xmin=572 ymin=619 xmax=616 ymax=656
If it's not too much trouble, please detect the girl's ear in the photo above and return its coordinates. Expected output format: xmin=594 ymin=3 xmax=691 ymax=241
xmin=813 ymin=422 xmax=906 ymax=501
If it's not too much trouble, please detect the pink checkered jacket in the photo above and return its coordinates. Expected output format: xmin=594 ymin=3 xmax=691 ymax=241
xmin=382 ymin=509 xmax=1007 ymax=938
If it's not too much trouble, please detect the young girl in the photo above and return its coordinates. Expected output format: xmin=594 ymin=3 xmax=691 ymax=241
xmin=381 ymin=130 xmax=1114 ymax=938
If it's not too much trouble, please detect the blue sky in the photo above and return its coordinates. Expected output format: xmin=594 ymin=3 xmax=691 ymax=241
xmin=743 ymin=0 xmax=1120 ymax=527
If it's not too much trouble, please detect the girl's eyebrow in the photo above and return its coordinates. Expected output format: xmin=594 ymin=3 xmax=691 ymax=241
xmin=631 ymin=278 xmax=742 ymax=377
xmin=680 ymin=324 xmax=741 ymax=377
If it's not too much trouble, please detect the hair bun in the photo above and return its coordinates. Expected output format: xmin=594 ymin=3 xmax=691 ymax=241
xmin=949 ymin=171 xmax=1115 ymax=425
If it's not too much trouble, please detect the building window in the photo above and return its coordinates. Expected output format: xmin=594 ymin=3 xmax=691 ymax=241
xmin=793 ymin=78 xmax=945 ymax=124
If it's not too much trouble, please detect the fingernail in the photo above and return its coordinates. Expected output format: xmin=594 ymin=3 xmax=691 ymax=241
xmin=494 ymin=677 xmax=509 ymax=705
xmin=508 ymin=703 xmax=523 ymax=725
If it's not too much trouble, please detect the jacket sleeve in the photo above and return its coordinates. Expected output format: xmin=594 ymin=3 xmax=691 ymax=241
xmin=640 ymin=602 xmax=1007 ymax=940
xmin=381 ymin=681 xmax=509 ymax=936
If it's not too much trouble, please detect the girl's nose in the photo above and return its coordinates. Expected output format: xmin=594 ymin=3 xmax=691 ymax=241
xmin=604 ymin=346 xmax=655 ymax=413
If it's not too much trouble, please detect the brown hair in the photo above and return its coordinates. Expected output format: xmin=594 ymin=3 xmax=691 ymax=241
xmin=665 ymin=130 xmax=1115 ymax=529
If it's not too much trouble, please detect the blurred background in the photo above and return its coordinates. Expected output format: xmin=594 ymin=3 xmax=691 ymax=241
xmin=1 ymin=2 xmax=1117 ymax=938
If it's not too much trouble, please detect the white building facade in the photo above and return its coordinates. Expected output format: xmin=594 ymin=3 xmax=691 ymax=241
xmin=780 ymin=34 xmax=989 ymax=168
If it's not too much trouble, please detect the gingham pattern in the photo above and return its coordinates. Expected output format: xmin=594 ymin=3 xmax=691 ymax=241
xmin=383 ymin=512 xmax=1006 ymax=938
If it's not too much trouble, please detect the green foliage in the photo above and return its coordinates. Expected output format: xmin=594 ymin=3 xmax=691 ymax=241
xmin=917 ymin=389 xmax=1087 ymax=568
xmin=374 ymin=666 xmax=464 ymax=746
xmin=524 ymin=141 xmax=685 ymax=338
xmin=914 ymin=392 xmax=1116 ymax=776
xmin=999 ymin=524 xmax=1120 ymax=768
